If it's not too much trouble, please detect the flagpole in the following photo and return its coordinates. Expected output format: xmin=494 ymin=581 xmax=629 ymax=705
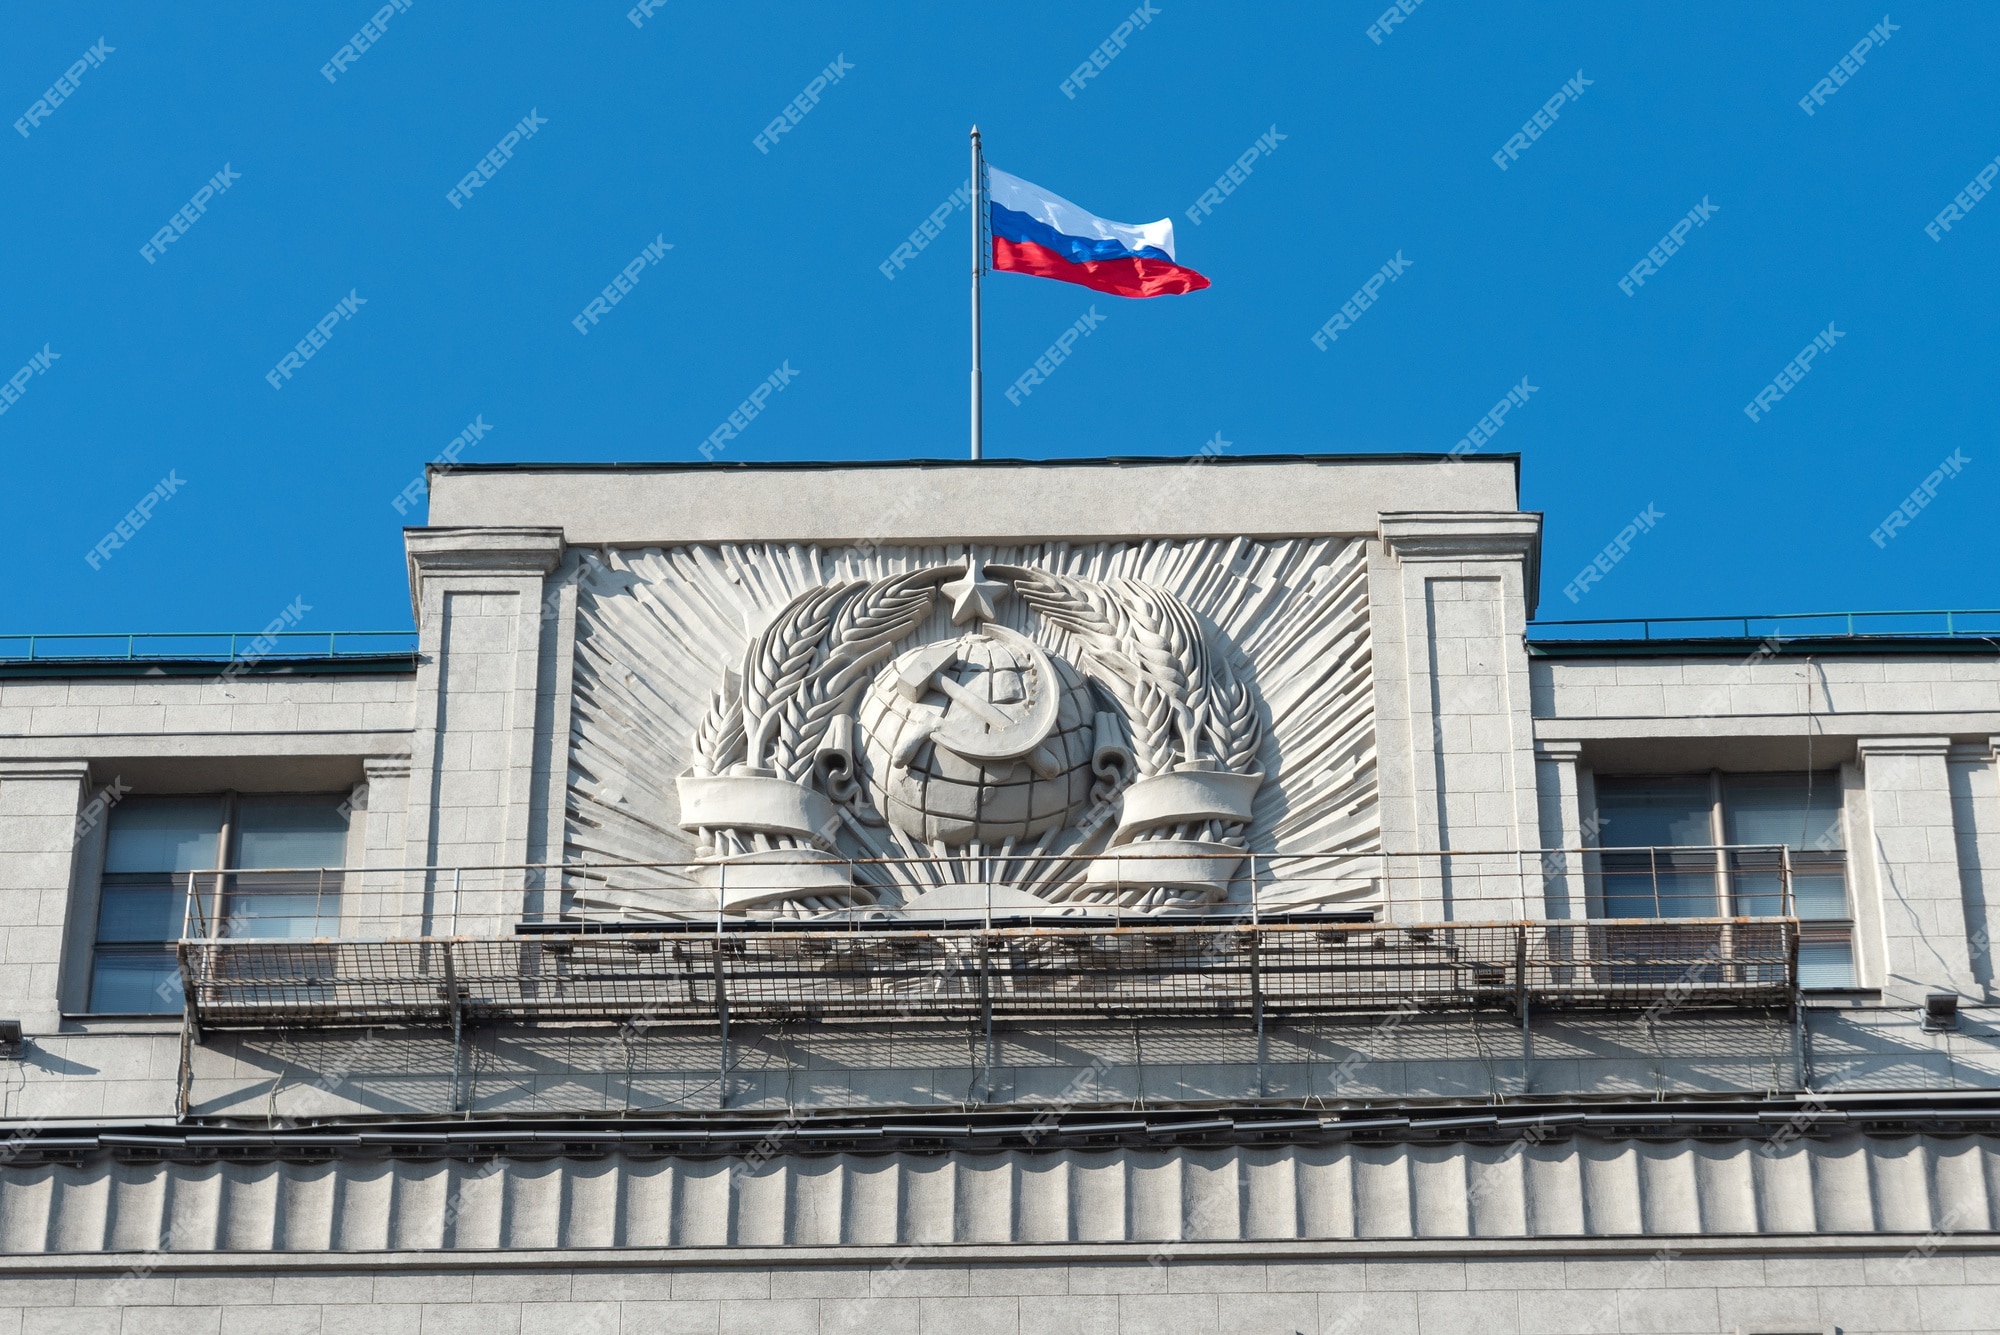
xmin=969 ymin=124 xmax=984 ymax=462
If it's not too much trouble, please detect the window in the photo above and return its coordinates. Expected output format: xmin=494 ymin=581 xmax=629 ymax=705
xmin=1593 ymin=776 xmax=1720 ymax=917
xmin=1723 ymin=774 xmax=1852 ymax=988
xmin=222 ymin=797 xmax=348 ymax=939
xmin=91 ymin=797 xmax=221 ymax=1013
xmin=1591 ymin=771 xmax=1855 ymax=988
xmin=88 ymin=793 xmax=350 ymax=1014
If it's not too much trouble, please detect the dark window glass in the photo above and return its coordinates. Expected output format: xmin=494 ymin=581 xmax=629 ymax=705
xmin=234 ymin=797 xmax=348 ymax=868
xmin=89 ymin=793 xmax=350 ymax=1011
xmin=221 ymin=795 xmax=348 ymax=939
xmin=89 ymin=797 xmax=220 ymax=1013
xmin=96 ymin=880 xmax=186 ymax=942
xmin=1589 ymin=771 xmax=1855 ymax=987
xmin=88 ymin=949 xmax=182 ymax=1013
xmin=1799 ymin=924 xmax=1858 ymax=988
xmin=1594 ymin=776 xmax=1713 ymax=848
xmin=1593 ymin=777 xmax=1718 ymax=917
xmin=1723 ymin=773 xmax=1852 ymax=982
xmin=1723 ymin=773 xmax=1843 ymax=851
xmin=103 ymin=796 xmax=221 ymax=873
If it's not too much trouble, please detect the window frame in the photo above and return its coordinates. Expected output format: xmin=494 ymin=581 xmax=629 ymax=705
xmin=66 ymin=788 xmax=364 ymax=1018
xmin=1587 ymin=768 xmax=1858 ymax=990
xmin=73 ymin=792 xmax=227 ymax=1018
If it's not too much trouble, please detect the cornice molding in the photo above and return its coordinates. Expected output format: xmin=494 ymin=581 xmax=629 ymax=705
xmin=1854 ymin=736 xmax=1954 ymax=759
xmin=1379 ymin=510 xmax=1543 ymax=617
xmin=0 ymin=759 xmax=92 ymax=783
xmin=404 ymin=526 xmax=564 ymax=619
xmin=1378 ymin=510 xmax=1542 ymax=560
xmin=405 ymin=526 xmax=564 ymax=574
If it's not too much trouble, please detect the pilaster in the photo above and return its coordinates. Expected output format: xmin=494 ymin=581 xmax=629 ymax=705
xmin=1945 ymin=738 xmax=2000 ymax=996
xmin=526 ymin=551 xmax=582 ymax=921
xmin=0 ymin=760 xmax=92 ymax=1031
xmin=1856 ymin=736 xmax=1975 ymax=1001
xmin=356 ymin=757 xmax=412 ymax=936
xmin=402 ymin=527 xmax=564 ymax=935
xmin=1377 ymin=510 xmax=1543 ymax=921
xmin=1533 ymin=740 xmax=1585 ymax=919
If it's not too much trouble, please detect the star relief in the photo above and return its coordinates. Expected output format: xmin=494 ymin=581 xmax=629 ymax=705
xmin=940 ymin=555 xmax=1008 ymax=625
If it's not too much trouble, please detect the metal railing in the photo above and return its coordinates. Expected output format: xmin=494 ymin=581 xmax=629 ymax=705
xmin=178 ymin=919 xmax=1796 ymax=1029
xmin=166 ymin=847 xmax=1804 ymax=940
xmin=169 ymin=846 xmax=1801 ymax=941
xmin=170 ymin=850 xmax=1802 ymax=1030
xmin=16 ymin=612 xmax=1995 ymax=659
xmin=174 ymin=853 xmax=1383 ymax=942
xmin=0 ymin=630 xmax=417 ymax=662
xmin=1528 ymin=608 xmax=2000 ymax=642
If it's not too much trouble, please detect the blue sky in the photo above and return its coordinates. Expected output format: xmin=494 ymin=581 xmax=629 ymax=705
xmin=2 ymin=3 xmax=1994 ymax=638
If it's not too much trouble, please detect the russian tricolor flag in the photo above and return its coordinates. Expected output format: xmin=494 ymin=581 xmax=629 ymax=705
xmin=988 ymin=167 xmax=1210 ymax=299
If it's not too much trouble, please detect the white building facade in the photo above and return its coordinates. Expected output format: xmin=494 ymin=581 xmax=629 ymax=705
xmin=0 ymin=455 xmax=1996 ymax=1334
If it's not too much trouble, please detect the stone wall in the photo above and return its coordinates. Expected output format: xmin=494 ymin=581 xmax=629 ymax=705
xmin=0 ymin=1244 xmax=1991 ymax=1334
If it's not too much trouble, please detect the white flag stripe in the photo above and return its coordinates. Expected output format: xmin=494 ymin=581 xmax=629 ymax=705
xmin=987 ymin=167 xmax=1178 ymax=262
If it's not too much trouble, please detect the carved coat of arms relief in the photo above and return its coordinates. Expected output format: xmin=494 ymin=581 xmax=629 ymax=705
xmin=564 ymin=539 xmax=1379 ymax=920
